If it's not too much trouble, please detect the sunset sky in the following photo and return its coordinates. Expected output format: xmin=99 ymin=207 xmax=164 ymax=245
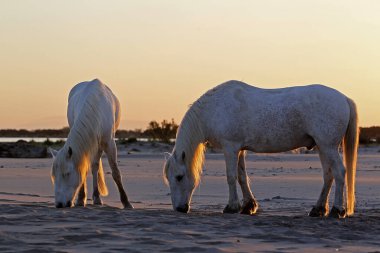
xmin=0 ymin=1 xmax=379 ymax=130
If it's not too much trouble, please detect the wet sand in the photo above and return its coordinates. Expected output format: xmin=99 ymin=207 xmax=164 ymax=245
xmin=1 ymin=151 xmax=380 ymax=252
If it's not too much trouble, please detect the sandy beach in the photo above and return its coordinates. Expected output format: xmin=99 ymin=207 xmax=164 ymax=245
xmin=1 ymin=148 xmax=380 ymax=252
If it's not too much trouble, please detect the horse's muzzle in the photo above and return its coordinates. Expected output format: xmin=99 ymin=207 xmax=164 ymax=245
xmin=55 ymin=201 xmax=72 ymax=208
xmin=176 ymin=204 xmax=189 ymax=213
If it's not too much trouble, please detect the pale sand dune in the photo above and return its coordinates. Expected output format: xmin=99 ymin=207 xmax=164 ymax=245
xmin=1 ymin=151 xmax=380 ymax=252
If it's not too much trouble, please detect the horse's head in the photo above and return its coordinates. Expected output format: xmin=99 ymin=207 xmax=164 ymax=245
xmin=164 ymin=151 xmax=197 ymax=213
xmin=49 ymin=147 xmax=82 ymax=208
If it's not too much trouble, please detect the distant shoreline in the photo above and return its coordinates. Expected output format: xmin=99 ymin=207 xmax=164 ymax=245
xmin=0 ymin=137 xmax=160 ymax=143
xmin=0 ymin=128 xmax=142 ymax=139
xmin=1 ymin=126 xmax=380 ymax=144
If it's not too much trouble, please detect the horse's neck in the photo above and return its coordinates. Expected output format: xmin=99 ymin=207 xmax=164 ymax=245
xmin=175 ymin=116 xmax=205 ymax=162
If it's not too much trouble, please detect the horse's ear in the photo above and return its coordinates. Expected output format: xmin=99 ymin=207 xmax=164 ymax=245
xmin=67 ymin=147 xmax=73 ymax=158
xmin=48 ymin=147 xmax=58 ymax=158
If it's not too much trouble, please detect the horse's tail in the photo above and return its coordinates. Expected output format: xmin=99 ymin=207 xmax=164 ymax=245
xmin=343 ymin=98 xmax=359 ymax=216
xmin=98 ymin=158 xmax=109 ymax=196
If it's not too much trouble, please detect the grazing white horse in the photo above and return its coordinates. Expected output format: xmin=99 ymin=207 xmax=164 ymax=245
xmin=164 ymin=80 xmax=359 ymax=218
xmin=49 ymin=79 xmax=133 ymax=209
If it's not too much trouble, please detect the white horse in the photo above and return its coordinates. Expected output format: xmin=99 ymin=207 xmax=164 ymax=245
xmin=49 ymin=79 xmax=133 ymax=209
xmin=164 ymin=80 xmax=359 ymax=218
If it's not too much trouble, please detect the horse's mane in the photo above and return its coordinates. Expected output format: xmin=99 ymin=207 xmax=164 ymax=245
xmin=164 ymin=82 xmax=237 ymax=185
xmin=175 ymin=111 xmax=205 ymax=186
xmin=172 ymin=96 xmax=210 ymax=186
xmin=63 ymin=86 xmax=104 ymax=179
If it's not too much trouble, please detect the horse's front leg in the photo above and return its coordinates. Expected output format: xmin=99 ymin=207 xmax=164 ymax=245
xmin=91 ymin=150 xmax=105 ymax=205
xmin=238 ymin=151 xmax=259 ymax=215
xmin=76 ymin=179 xmax=87 ymax=207
xmin=223 ymin=148 xmax=241 ymax=214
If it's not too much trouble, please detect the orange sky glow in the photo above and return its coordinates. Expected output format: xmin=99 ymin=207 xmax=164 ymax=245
xmin=0 ymin=1 xmax=379 ymax=130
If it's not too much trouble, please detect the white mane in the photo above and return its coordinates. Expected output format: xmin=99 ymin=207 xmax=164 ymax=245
xmin=168 ymin=101 xmax=206 ymax=186
xmin=55 ymin=82 xmax=110 ymax=181
xmin=68 ymin=112 xmax=97 ymax=172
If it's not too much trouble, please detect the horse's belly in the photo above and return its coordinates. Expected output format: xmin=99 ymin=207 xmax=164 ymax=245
xmin=244 ymin=135 xmax=315 ymax=153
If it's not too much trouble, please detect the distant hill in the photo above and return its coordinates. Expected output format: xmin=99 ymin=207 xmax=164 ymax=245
xmin=0 ymin=128 xmax=142 ymax=139
xmin=0 ymin=128 xmax=70 ymax=138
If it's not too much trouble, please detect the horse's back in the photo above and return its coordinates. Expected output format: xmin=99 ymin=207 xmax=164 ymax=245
xmin=68 ymin=79 xmax=120 ymax=133
xmin=203 ymin=80 xmax=349 ymax=122
xmin=198 ymin=81 xmax=351 ymax=152
xmin=203 ymin=80 xmax=344 ymax=101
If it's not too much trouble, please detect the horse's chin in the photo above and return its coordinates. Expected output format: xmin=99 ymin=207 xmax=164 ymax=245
xmin=175 ymin=203 xmax=190 ymax=213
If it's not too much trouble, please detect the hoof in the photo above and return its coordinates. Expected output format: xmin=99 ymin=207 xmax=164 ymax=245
xmin=93 ymin=197 xmax=103 ymax=205
xmin=76 ymin=199 xmax=86 ymax=207
xmin=241 ymin=199 xmax=259 ymax=215
xmin=223 ymin=204 xmax=241 ymax=214
xmin=309 ymin=206 xmax=328 ymax=217
xmin=329 ymin=206 xmax=346 ymax=219
xmin=123 ymin=202 xmax=134 ymax=209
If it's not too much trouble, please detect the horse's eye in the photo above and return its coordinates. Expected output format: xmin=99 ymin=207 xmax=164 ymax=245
xmin=176 ymin=175 xmax=183 ymax=182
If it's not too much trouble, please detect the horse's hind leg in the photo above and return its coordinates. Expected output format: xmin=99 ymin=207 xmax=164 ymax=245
xmin=92 ymin=150 xmax=103 ymax=205
xmin=309 ymin=151 xmax=334 ymax=217
xmin=223 ymin=147 xmax=241 ymax=213
xmin=330 ymin=152 xmax=347 ymax=218
xmin=105 ymin=140 xmax=133 ymax=209
xmin=315 ymin=147 xmax=346 ymax=218
xmin=238 ymin=151 xmax=258 ymax=215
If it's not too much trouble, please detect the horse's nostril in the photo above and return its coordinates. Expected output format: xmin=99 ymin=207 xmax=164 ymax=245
xmin=56 ymin=202 xmax=63 ymax=208
xmin=176 ymin=204 xmax=189 ymax=213
xmin=66 ymin=201 xmax=72 ymax=207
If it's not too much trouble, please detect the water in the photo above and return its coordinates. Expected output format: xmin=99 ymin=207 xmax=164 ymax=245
xmin=0 ymin=137 xmax=66 ymax=143
xmin=0 ymin=137 xmax=158 ymax=143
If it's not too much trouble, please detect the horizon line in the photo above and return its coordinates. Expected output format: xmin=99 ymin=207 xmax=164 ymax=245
xmin=1 ymin=125 xmax=380 ymax=131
